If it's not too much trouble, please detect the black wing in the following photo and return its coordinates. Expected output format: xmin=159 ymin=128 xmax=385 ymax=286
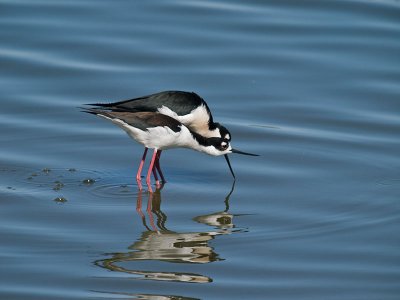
xmin=88 ymin=90 xmax=211 ymax=117
xmin=84 ymin=109 xmax=182 ymax=133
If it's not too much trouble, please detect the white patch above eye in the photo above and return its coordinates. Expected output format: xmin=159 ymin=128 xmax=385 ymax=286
xmin=225 ymin=134 xmax=230 ymax=140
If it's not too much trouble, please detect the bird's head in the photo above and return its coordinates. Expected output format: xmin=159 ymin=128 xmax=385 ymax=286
xmin=189 ymin=129 xmax=258 ymax=178
xmin=204 ymin=137 xmax=257 ymax=156
xmin=201 ymin=137 xmax=258 ymax=179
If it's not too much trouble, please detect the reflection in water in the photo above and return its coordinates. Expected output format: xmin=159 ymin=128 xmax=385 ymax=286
xmin=95 ymin=183 xmax=242 ymax=285
xmin=96 ymin=290 xmax=200 ymax=300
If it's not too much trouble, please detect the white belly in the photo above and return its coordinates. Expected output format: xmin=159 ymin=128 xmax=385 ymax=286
xmin=126 ymin=126 xmax=183 ymax=150
xmin=100 ymin=115 xmax=195 ymax=150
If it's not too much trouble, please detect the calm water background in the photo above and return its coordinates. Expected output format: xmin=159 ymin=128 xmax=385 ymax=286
xmin=1 ymin=0 xmax=399 ymax=299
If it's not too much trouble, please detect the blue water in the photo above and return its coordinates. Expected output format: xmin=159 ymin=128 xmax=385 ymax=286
xmin=1 ymin=1 xmax=399 ymax=299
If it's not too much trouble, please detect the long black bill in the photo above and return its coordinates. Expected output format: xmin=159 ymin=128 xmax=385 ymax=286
xmin=231 ymin=149 xmax=259 ymax=156
xmin=224 ymin=154 xmax=236 ymax=179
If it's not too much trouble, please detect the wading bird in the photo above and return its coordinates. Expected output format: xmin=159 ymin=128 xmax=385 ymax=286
xmin=88 ymin=90 xmax=232 ymax=142
xmin=84 ymin=109 xmax=257 ymax=192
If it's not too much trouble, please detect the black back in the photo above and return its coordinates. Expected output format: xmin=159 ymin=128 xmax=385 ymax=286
xmin=90 ymin=91 xmax=212 ymax=118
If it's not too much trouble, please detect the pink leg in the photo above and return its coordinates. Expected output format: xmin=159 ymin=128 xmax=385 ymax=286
xmin=155 ymin=150 xmax=166 ymax=183
xmin=152 ymin=168 xmax=159 ymax=181
xmin=136 ymin=148 xmax=148 ymax=181
xmin=152 ymin=167 xmax=160 ymax=188
xmin=152 ymin=151 xmax=163 ymax=188
xmin=146 ymin=149 xmax=158 ymax=193
xmin=151 ymin=151 xmax=160 ymax=187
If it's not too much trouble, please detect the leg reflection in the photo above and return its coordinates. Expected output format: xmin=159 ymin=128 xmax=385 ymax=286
xmin=135 ymin=182 xmax=239 ymax=234
xmin=136 ymin=185 xmax=167 ymax=233
xmin=135 ymin=190 xmax=151 ymax=231
xmin=95 ymin=186 xmax=244 ymax=285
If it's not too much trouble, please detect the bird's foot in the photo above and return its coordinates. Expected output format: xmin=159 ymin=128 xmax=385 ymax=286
xmin=136 ymin=178 xmax=143 ymax=191
xmin=146 ymin=179 xmax=154 ymax=193
xmin=155 ymin=180 xmax=162 ymax=189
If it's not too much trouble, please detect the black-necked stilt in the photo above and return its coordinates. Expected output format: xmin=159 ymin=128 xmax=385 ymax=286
xmin=84 ymin=109 xmax=258 ymax=192
xmin=88 ymin=91 xmax=232 ymax=142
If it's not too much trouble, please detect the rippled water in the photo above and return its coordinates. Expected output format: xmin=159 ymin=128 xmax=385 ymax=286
xmin=1 ymin=0 xmax=400 ymax=299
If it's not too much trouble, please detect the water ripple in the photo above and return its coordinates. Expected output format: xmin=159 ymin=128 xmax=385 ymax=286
xmin=88 ymin=183 xmax=139 ymax=199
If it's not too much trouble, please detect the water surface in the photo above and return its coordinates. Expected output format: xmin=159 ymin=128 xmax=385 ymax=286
xmin=1 ymin=0 xmax=399 ymax=299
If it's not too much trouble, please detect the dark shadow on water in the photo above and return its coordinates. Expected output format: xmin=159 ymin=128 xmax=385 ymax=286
xmin=94 ymin=182 xmax=243 ymax=287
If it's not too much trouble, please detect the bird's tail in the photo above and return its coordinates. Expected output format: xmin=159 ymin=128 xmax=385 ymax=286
xmin=80 ymin=107 xmax=113 ymax=118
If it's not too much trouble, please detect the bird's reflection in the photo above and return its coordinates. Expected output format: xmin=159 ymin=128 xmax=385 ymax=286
xmin=95 ymin=182 xmax=240 ymax=284
xmin=96 ymin=290 xmax=200 ymax=300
